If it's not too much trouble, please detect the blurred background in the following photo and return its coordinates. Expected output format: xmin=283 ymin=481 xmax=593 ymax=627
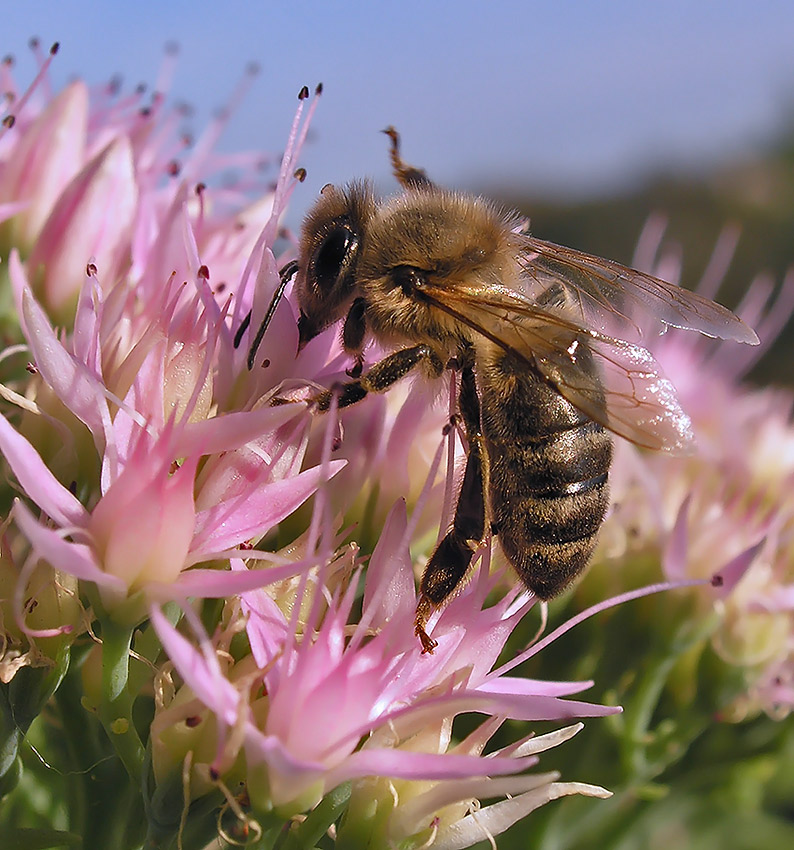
xmin=4 ymin=0 xmax=793 ymax=380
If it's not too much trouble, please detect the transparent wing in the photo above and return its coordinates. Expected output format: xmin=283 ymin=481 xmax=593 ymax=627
xmin=420 ymin=280 xmax=694 ymax=452
xmin=516 ymin=235 xmax=759 ymax=345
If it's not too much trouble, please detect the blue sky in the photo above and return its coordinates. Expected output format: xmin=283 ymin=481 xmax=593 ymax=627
xmin=4 ymin=0 xmax=794 ymax=210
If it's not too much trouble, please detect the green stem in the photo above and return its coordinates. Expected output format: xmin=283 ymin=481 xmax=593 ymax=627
xmin=621 ymin=613 xmax=718 ymax=781
xmin=98 ymin=617 xmax=145 ymax=782
xmin=280 ymin=783 xmax=352 ymax=850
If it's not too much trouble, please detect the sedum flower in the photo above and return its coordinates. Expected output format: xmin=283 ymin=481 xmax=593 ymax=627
xmin=0 ymin=61 xmax=350 ymax=674
xmin=150 ymin=501 xmax=616 ymax=844
xmin=1 ymin=40 xmax=766 ymax=850
xmin=0 ymin=79 xmax=88 ymax=253
xmin=597 ymin=220 xmax=794 ymax=719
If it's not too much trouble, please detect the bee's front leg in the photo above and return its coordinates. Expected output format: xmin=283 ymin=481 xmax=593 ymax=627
xmin=342 ymin=297 xmax=367 ymax=378
xmin=310 ymin=344 xmax=444 ymax=411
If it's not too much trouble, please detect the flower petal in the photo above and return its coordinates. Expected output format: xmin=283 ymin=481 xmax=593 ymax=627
xmin=13 ymin=500 xmax=124 ymax=590
xmin=432 ymin=781 xmax=611 ymax=850
xmin=21 ymin=284 xmax=111 ymax=446
xmin=190 ymin=460 xmax=345 ymax=556
xmin=0 ymin=412 xmax=87 ymax=527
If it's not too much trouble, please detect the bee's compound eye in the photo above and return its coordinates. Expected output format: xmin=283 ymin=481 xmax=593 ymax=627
xmin=312 ymin=224 xmax=357 ymax=292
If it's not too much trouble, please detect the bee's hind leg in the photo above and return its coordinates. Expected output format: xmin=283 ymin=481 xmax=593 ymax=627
xmin=416 ymin=359 xmax=489 ymax=653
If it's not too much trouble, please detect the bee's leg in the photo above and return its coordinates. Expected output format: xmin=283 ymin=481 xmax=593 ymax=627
xmin=310 ymin=344 xmax=444 ymax=411
xmin=415 ymin=362 xmax=489 ymax=653
xmin=342 ymin=297 xmax=367 ymax=378
xmin=382 ymin=126 xmax=434 ymax=191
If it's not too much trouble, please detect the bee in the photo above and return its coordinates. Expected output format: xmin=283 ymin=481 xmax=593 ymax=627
xmin=244 ymin=129 xmax=758 ymax=653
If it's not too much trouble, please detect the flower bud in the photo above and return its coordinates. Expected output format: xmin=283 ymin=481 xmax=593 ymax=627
xmin=27 ymin=135 xmax=137 ymax=322
xmin=0 ymin=81 xmax=88 ymax=251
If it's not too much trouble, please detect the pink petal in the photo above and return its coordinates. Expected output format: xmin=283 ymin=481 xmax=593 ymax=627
xmin=190 ymin=460 xmax=345 ymax=556
xmin=664 ymin=494 xmax=691 ymax=581
xmin=327 ymin=748 xmax=537 ymax=785
xmin=0 ymin=412 xmax=87 ymax=527
xmin=90 ymin=436 xmax=196 ymax=587
xmin=712 ymin=539 xmax=765 ymax=597
xmin=21 ymin=285 xmax=111 ymax=445
xmin=149 ymin=606 xmax=240 ymax=723
xmin=750 ymin=585 xmax=794 ymax=612
xmin=0 ymin=81 xmax=88 ymax=246
xmin=178 ymin=404 xmax=304 ymax=459
xmin=476 ymin=677 xmax=596 ymax=698
xmin=13 ymin=500 xmax=123 ymax=590
xmin=361 ymin=499 xmax=415 ymax=630
xmin=156 ymin=559 xmax=321 ymax=600
xmin=235 ymin=560 xmax=290 ymax=669
xmin=29 ymin=135 xmax=138 ymax=314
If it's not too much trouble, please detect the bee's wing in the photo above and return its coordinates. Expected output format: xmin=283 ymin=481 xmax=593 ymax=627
xmin=517 ymin=235 xmax=759 ymax=345
xmin=420 ymin=281 xmax=694 ymax=452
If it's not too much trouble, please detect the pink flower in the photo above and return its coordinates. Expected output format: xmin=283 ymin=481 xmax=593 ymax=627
xmin=0 ymin=80 xmax=88 ymax=251
xmin=0 ymin=59 xmax=344 ymax=622
xmin=26 ymin=134 xmax=137 ymax=320
xmin=3 ymin=42 xmax=756 ymax=848
xmin=601 ymin=220 xmax=794 ymax=718
xmin=151 ymin=500 xmax=617 ymax=835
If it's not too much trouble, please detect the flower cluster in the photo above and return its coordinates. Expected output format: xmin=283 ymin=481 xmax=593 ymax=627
xmin=0 ymin=42 xmax=625 ymax=849
xmin=596 ymin=216 xmax=794 ymax=720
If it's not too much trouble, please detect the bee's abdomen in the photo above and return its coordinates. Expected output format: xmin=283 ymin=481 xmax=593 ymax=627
xmin=479 ymin=351 xmax=612 ymax=600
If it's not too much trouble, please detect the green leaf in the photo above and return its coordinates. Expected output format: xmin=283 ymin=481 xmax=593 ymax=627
xmin=1 ymin=828 xmax=81 ymax=849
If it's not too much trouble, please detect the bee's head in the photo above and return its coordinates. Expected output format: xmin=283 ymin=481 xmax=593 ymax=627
xmin=295 ymin=181 xmax=376 ymax=349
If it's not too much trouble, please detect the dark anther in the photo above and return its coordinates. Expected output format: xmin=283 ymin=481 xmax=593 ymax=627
xmin=441 ymin=413 xmax=460 ymax=436
xmin=298 ymin=85 xmax=309 ymax=100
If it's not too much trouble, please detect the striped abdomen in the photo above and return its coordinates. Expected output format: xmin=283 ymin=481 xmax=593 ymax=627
xmin=478 ymin=346 xmax=612 ymax=599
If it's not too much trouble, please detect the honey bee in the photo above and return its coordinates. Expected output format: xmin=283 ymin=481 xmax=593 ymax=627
xmin=244 ymin=129 xmax=758 ymax=652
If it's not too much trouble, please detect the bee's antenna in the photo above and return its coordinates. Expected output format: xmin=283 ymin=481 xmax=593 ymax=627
xmin=245 ymin=260 xmax=300 ymax=370
xmin=382 ymin=126 xmax=433 ymax=190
